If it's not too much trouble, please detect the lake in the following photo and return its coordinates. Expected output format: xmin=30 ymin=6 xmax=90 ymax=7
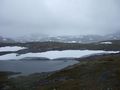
xmin=0 ymin=49 xmax=119 ymax=75
xmin=0 ymin=60 xmax=78 ymax=75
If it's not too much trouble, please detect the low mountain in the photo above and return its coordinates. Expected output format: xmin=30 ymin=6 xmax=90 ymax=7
xmin=1 ymin=31 xmax=120 ymax=43
xmin=14 ymin=33 xmax=120 ymax=43
xmin=0 ymin=36 xmax=15 ymax=43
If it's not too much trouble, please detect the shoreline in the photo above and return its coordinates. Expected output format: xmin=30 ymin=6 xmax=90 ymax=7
xmin=1 ymin=52 xmax=120 ymax=78
xmin=1 ymin=52 xmax=120 ymax=90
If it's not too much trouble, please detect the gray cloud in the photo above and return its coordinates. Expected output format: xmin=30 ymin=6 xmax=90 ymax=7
xmin=0 ymin=0 xmax=120 ymax=37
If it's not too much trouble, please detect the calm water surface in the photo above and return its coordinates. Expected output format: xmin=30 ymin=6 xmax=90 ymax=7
xmin=0 ymin=60 xmax=78 ymax=75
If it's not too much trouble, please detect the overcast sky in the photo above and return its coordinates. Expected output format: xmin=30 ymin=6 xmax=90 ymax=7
xmin=0 ymin=0 xmax=120 ymax=37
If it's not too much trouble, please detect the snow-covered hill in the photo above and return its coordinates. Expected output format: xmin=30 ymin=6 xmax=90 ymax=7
xmin=14 ymin=32 xmax=120 ymax=43
xmin=1 ymin=32 xmax=120 ymax=43
xmin=0 ymin=36 xmax=15 ymax=43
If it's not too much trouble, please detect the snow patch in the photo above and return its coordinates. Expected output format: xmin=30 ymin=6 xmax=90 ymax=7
xmin=0 ymin=50 xmax=119 ymax=60
xmin=0 ymin=46 xmax=26 ymax=52
xmin=100 ymin=42 xmax=112 ymax=44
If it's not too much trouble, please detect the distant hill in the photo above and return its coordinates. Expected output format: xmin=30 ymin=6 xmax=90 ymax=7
xmin=0 ymin=36 xmax=15 ymax=43
xmin=1 ymin=32 xmax=120 ymax=43
xmin=13 ymin=32 xmax=120 ymax=43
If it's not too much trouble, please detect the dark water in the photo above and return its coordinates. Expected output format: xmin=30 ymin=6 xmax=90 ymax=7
xmin=0 ymin=60 xmax=78 ymax=75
